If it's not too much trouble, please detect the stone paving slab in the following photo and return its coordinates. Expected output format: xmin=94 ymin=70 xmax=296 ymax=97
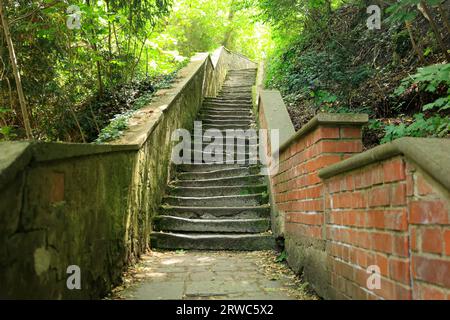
xmin=110 ymin=250 xmax=318 ymax=300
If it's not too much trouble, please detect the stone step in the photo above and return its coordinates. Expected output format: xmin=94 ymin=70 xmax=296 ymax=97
xmin=205 ymin=98 xmax=252 ymax=103
xmin=203 ymin=124 xmax=254 ymax=130
xmin=221 ymin=85 xmax=253 ymax=89
xmin=200 ymin=115 xmax=253 ymax=121
xmin=200 ymin=110 xmax=251 ymax=117
xmin=203 ymin=104 xmax=252 ymax=110
xmin=177 ymin=163 xmax=252 ymax=172
xmin=220 ymin=90 xmax=252 ymax=94
xmin=189 ymin=141 xmax=258 ymax=150
xmin=213 ymin=96 xmax=251 ymax=100
xmin=177 ymin=165 xmax=260 ymax=180
xmin=160 ymin=204 xmax=270 ymax=219
xmin=203 ymin=99 xmax=253 ymax=108
xmin=200 ymin=105 xmax=252 ymax=113
xmin=172 ymin=174 xmax=265 ymax=187
xmin=162 ymin=193 xmax=266 ymax=207
xmin=151 ymin=232 xmax=274 ymax=251
xmin=191 ymin=131 xmax=259 ymax=145
xmin=154 ymin=216 xmax=270 ymax=233
xmin=167 ymin=184 xmax=267 ymax=197
xmin=183 ymin=149 xmax=258 ymax=158
xmin=176 ymin=159 xmax=260 ymax=167
xmin=201 ymin=119 xmax=253 ymax=125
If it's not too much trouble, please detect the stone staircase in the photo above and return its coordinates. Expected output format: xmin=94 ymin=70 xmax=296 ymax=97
xmin=151 ymin=69 xmax=274 ymax=250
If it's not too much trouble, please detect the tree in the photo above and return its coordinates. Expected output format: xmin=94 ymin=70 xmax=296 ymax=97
xmin=0 ymin=0 xmax=32 ymax=138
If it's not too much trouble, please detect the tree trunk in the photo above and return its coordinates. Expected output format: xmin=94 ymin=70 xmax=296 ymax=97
xmin=419 ymin=1 xmax=450 ymax=60
xmin=405 ymin=20 xmax=424 ymax=63
xmin=86 ymin=0 xmax=104 ymax=96
xmin=438 ymin=3 xmax=450 ymax=36
xmin=222 ymin=0 xmax=236 ymax=48
xmin=0 ymin=0 xmax=33 ymax=138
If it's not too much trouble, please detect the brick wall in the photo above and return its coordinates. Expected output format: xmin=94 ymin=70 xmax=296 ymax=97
xmin=407 ymin=162 xmax=450 ymax=299
xmin=324 ymin=156 xmax=411 ymax=299
xmin=323 ymin=156 xmax=450 ymax=299
xmin=258 ymin=104 xmax=450 ymax=300
xmin=259 ymin=113 xmax=368 ymax=298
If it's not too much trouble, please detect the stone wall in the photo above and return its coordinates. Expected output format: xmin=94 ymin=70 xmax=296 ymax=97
xmin=0 ymin=47 xmax=251 ymax=299
xmin=258 ymin=89 xmax=450 ymax=300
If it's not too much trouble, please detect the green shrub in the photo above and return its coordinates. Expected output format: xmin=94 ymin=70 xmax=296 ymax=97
xmin=381 ymin=113 xmax=450 ymax=143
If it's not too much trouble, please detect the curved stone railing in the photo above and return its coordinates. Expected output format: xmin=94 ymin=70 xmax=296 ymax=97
xmin=0 ymin=47 xmax=256 ymax=299
xmin=258 ymin=88 xmax=450 ymax=300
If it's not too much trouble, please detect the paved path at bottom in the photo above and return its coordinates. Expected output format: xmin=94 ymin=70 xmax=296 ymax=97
xmin=111 ymin=250 xmax=317 ymax=300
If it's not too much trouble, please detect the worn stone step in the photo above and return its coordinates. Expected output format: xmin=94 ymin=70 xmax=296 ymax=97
xmin=151 ymin=232 xmax=274 ymax=250
xmin=200 ymin=115 xmax=253 ymax=121
xmin=177 ymin=163 xmax=252 ymax=172
xmin=201 ymin=109 xmax=252 ymax=115
xmin=174 ymin=158 xmax=259 ymax=168
xmin=203 ymin=124 xmax=254 ymax=131
xmin=160 ymin=204 xmax=270 ymax=219
xmin=220 ymin=90 xmax=252 ymax=94
xmin=177 ymin=166 xmax=260 ymax=180
xmin=219 ymin=94 xmax=252 ymax=98
xmin=162 ymin=193 xmax=266 ymax=207
xmin=167 ymin=184 xmax=267 ymax=197
xmin=192 ymin=133 xmax=259 ymax=141
xmin=201 ymin=119 xmax=253 ymax=125
xmin=184 ymin=148 xmax=258 ymax=157
xmin=202 ymin=104 xmax=252 ymax=110
xmin=154 ymin=216 xmax=270 ymax=233
xmin=194 ymin=143 xmax=259 ymax=152
xmin=200 ymin=111 xmax=252 ymax=118
xmin=205 ymin=98 xmax=252 ymax=102
xmin=172 ymin=174 xmax=265 ymax=187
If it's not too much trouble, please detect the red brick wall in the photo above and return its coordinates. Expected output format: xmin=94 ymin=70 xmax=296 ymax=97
xmin=260 ymin=112 xmax=450 ymax=299
xmin=407 ymin=163 xmax=450 ymax=299
xmin=325 ymin=157 xmax=411 ymax=299
xmin=273 ymin=126 xmax=363 ymax=244
xmin=323 ymin=157 xmax=450 ymax=300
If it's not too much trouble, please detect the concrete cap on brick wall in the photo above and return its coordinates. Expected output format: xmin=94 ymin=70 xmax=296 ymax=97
xmin=318 ymin=137 xmax=450 ymax=191
xmin=259 ymin=90 xmax=295 ymax=146
xmin=276 ymin=113 xmax=369 ymax=155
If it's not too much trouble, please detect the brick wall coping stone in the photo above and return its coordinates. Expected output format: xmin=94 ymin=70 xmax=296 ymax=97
xmin=276 ymin=113 xmax=369 ymax=155
xmin=319 ymin=137 xmax=450 ymax=190
xmin=258 ymin=90 xmax=295 ymax=146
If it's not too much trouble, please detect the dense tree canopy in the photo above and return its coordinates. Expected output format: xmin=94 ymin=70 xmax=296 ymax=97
xmin=0 ymin=0 xmax=448 ymax=144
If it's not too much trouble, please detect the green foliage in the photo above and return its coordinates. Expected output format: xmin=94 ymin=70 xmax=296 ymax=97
xmin=275 ymin=250 xmax=287 ymax=263
xmin=385 ymin=0 xmax=442 ymax=24
xmin=95 ymin=68 xmax=181 ymax=143
xmin=95 ymin=112 xmax=132 ymax=143
xmin=1 ymin=1 xmax=272 ymax=141
xmin=381 ymin=113 xmax=450 ymax=143
xmin=381 ymin=63 xmax=450 ymax=143
xmin=395 ymin=63 xmax=450 ymax=112
xmin=165 ymin=0 xmax=272 ymax=60
xmin=0 ymin=125 xmax=16 ymax=141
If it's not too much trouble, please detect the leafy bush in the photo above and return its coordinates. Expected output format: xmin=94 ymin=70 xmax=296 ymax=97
xmin=395 ymin=63 xmax=450 ymax=112
xmin=380 ymin=62 xmax=450 ymax=143
xmin=381 ymin=113 xmax=450 ymax=143
xmin=94 ymin=67 xmax=182 ymax=143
